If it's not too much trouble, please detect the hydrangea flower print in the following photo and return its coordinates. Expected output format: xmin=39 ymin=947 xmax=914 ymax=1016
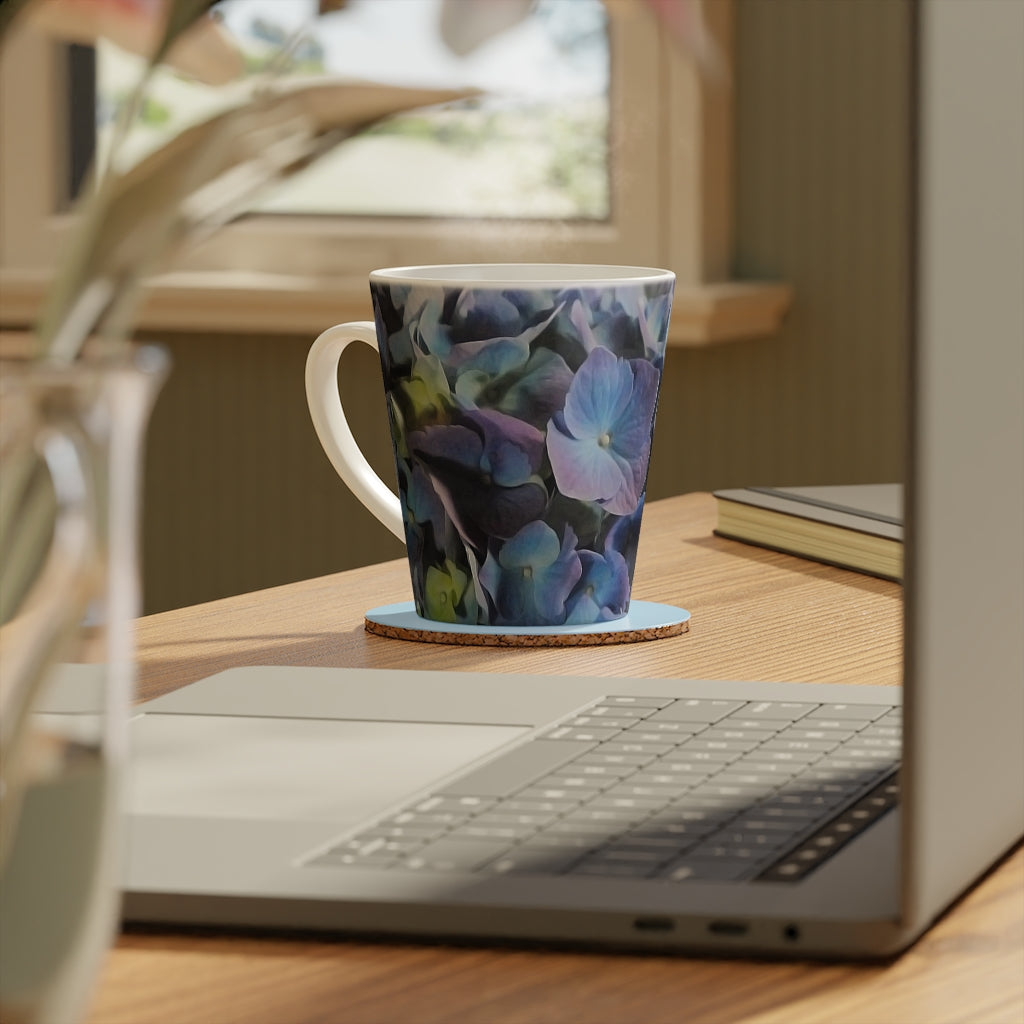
xmin=371 ymin=275 xmax=673 ymax=626
xmin=565 ymin=547 xmax=631 ymax=624
xmin=546 ymin=347 xmax=659 ymax=516
xmin=407 ymin=412 xmax=548 ymax=550
xmin=479 ymin=522 xmax=582 ymax=626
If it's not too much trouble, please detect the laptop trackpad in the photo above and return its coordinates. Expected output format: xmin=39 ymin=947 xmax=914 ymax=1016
xmin=128 ymin=715 xmax=527 ymax=827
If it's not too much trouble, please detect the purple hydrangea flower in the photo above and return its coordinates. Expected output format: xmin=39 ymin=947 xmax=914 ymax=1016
xmin=479 ymin=522 xmax=582 ymax=625
xmin=546 ymin=347 xmax=660 ymax=515
xmin=409 ymin=410 xmax=547 ymax=550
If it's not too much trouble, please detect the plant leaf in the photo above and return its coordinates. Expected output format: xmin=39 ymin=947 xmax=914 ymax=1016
xmin=36 ymin=77 xmax=477 ymax=359
xmin=152 ymin=0 xmax=217 ymax=68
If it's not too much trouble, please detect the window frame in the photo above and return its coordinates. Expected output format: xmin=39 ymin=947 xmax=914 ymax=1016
xmin=0 ymin=0 xmax=790 ymax=345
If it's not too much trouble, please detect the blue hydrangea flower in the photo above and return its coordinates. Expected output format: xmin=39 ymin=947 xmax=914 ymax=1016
xmin=604 ymin=494 xmax=646 ymax=580
xmin=546 ymin=347 xmax=660 ymax=516
xmin=479 ymin=522 xmax=583 ymax=625
xmin=564 ymin=548 xmax=631 ymax=624
xmin=455 ymin=346 xmax=574 ymax=429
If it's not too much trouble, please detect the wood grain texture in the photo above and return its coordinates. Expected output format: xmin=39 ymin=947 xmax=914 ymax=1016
xmin=86 ymin=852 xmax=1024 ymax=1024
xmin=133 ymin=494 xmax=903 ymax=702
xmin=92 ymin=493 xmax=1022 ymax=1024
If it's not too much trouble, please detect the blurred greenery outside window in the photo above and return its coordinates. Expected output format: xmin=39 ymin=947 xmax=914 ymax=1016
xmin=93 ymin=0 xmax=612 ymax=221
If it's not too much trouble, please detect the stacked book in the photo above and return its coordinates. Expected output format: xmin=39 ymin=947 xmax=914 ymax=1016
xmin=713 ymin=484 xmax=903 ymax=581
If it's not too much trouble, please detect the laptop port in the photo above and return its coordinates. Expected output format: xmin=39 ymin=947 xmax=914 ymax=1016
xmin=707 ymin=920 xmax=749 ymax=937
xmin=632 ymin=916 xmax=675 ymax=933
xmin=783 ymin=924 xmax=801 ymax=942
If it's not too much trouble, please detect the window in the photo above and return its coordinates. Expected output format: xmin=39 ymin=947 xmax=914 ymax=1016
xmin=0 ymin=0 xmax=789 ymax=343
xmin=95 ymin=0 xmax=611 ymax=221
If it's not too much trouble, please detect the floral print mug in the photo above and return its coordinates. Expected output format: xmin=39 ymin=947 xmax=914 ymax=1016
xmin=306 ymin=264 xmax=674 ymax=628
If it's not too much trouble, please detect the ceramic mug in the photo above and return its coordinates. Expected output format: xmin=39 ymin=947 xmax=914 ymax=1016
xmin=306 ymin=264 xmax=674 ymax=627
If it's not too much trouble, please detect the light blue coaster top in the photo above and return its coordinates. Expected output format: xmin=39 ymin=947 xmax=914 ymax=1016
xmin=365 ymin=600 xmax=690 ymax=641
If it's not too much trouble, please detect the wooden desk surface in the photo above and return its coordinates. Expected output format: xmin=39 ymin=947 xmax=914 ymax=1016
xmin=89 ymin=494 xmax=1024 ymax=1024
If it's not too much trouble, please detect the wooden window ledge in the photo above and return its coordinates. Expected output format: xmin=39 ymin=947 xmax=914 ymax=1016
xmin=0 ymin=269 xmax=791 ymax=347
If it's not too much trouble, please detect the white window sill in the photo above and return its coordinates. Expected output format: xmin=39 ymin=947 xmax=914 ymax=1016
xmin=0 ymin=270 xmax=791 ymax=347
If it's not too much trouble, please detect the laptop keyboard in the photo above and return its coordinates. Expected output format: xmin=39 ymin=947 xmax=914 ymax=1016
xmin=305 ymin=696 xmax=901 ymax=883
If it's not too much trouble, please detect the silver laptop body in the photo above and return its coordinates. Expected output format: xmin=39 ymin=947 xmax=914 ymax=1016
xmin=52 ymin=0 xmax=1024 ymax=958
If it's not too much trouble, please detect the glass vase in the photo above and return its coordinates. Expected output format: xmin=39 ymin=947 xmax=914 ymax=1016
xmin=0 ymin=342 xmax=168 ymax=1024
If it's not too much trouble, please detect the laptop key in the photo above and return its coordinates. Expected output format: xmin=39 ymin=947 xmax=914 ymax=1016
xmin=631 ymin=821 xmax=716 ymax=843
xmin=522 ymin=833 xmax=596 ymax=850
xmin=358 ymin=823 xmax=448 ymax=842
xmin=636 ymin=760 xmax=715 ymax=777
xmin=714 ymin=831 xmax=792 ymax=849
xmin=535 ymin=774 xmax=614 ymax=794
xmin=857 ymin=725 xmax=901 ymax=739
xmin=570 ymin=860 xmax=659 ymax=878
xmin=600 ymin=740 xmax=674 ymax=757
xmin=791 ymin=718 xmax=871 ymax=732
xmin=606 ymin=782 xmax=694 ymax=800
xmin=729 ymin=702 xmax=818 ymax=722
xmin=512 ymin=786 xmax=588 ymax=805
xmin=722 ymin=761 xmax=801 ymax=777
xmin=453 ymin=824 xmax=530 ymax=841
xmin=500 ymin=798 xmax=580 ymax=814
xmin=685 ymin=841 xmax=772 ymax=861
xmin=470 ymin=810 xmax=559 ymax=828
xmin=587 ymin=705 xmax=652 ymax=719
xmin=388 ymin=810 xmax=475 ymax=828
xmin=575 ymin=751 xmax=653 ymax=767
xmin=837 ymin=746 xmax=900 ymax=761
xmin=484 ymin=845 xmax=585 ymax=875
xmin=570 ymin=849 xmax=670 ymax=874
xmin=659 ymin=748 xmax=737 ymax=764
xmin=560 ymin=806 xmax=647 ymax=827
xmin=804 ymin=704 xmax=891 ymax=721
xmin=403 ymin=838 xmax=512 ymax=872
xmin=777 ymin=727 xmax=855 ymax=743
xmin=589 ymin=794 xmax=670 ymax=813
xmin=683 ymin=738 xmax=762 ymax=754
xmin=601 ymin=835 xmax=695 ymax=853
xmin=649 ymin=700 xmax=745 ymax=724
xmin=710 ymin=771 xmax=785 ymax=790
xmin=660 ymin=859 xmax=752 ymax=882
xmin=542 ymin=726 xmax=621 ymax=742
xmin=699 ymin=727 xmax=777 ymax=743
xmin=566 ymin=715 xmax=636 ymax=730
xmin=413 ymin=795 xmax=495 ymax=815
xmin=541 ymin=819 xmax=628 ymax=839
xmin=623 ymin=721 xmax=706 ymax=738
xmin=437 ymin=739 xmax=597 ymax=798
xmin=756 ymin=738 xmax=839 ymax=753
xmin=602 ymin=696 xmax=675 ymax=709
xmin=310 ymin=849 xmax=403 ymax=869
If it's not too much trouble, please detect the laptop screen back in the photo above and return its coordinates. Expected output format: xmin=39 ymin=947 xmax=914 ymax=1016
xmin=903 ymin=0 xmax=1024 ymax=929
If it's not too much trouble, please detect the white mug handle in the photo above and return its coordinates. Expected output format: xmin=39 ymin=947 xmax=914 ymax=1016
xmin=305 ymin=322 xmax=405 ymax=541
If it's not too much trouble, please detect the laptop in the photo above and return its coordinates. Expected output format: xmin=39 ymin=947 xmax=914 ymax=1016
xmin=45 ymin=0 xmax=1024 ymax=958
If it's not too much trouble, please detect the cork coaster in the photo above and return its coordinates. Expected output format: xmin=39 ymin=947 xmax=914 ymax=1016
xmin=364 ymin=601 xmax=690 ymax=647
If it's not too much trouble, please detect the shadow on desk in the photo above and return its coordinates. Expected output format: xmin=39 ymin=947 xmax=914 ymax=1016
xmin=685 ymin=535 xmax=903 ymax=598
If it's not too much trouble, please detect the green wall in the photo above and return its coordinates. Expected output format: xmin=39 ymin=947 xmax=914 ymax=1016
xmin=139 ymin=0 xmax=912 ymax=614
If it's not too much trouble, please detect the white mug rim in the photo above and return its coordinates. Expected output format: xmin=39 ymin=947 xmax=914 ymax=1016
xmin=369 ymin=264 xmax=674 ymax=288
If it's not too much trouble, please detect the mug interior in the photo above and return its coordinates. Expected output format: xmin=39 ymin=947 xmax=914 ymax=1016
xmin=370 ymin=264 xmax=674 ymax=288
